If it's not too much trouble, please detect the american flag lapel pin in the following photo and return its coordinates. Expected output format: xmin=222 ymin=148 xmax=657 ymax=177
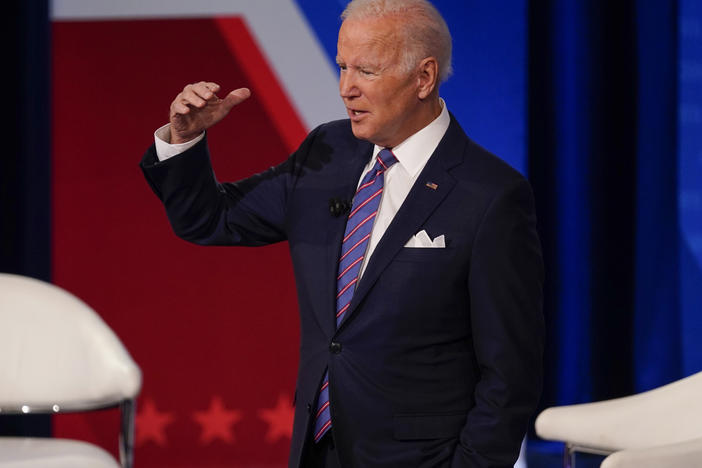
xmin=425 ymin=182 xmax=438 ymax=190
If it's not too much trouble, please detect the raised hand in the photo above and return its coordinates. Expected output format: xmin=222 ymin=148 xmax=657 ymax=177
xmin=169 ymin=81 xmax=251 ymax=144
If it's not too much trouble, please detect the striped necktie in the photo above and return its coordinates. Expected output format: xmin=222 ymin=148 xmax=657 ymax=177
xmin=312 ymin=148 xmax=398 ymax=443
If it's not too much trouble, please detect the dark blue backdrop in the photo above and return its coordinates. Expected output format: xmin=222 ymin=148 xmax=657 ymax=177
xmin=528 ymin=0 xmax=697 ymax=415
xmin=679 ymin=0 xmax=702 ymax=382
xmin=1 ymin=0 xmax=51 ymax=437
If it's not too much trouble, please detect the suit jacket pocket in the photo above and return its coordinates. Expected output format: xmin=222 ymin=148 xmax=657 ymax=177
xmin=393 ymin=247 xmax=454 ymax=262
xmin=393 ymin=411 xmax=467 ymax=440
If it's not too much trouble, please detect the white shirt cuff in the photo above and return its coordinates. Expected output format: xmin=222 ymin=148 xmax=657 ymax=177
xmin=154 ymin=123 xmax=205 ymax=161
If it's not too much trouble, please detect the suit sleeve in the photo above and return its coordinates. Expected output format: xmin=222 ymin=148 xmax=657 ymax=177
xmin=452 ymin=177 xmax=545 ymax=468
xmin=140 ymin=127 xmax=319 ymax=247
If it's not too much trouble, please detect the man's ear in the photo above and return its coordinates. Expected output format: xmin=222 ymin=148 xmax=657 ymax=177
xmin=417 ymin=57 xmax=439 ymax=99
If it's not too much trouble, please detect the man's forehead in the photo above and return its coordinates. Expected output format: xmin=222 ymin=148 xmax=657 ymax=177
xmin=339 ymin=16 xmax=401 ymax=45
xmin=337 ymin=18 xmax=401 ymax=60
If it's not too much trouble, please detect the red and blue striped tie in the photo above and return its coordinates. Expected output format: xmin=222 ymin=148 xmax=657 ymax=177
xmin=312 ymin=148 xmax=398 ymax=443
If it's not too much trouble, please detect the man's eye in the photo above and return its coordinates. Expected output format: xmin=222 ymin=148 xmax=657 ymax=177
xmin=338 ymin=65 xmax=347 ymax=71
xmin=360 ymin=69 xmax=373 ymax=76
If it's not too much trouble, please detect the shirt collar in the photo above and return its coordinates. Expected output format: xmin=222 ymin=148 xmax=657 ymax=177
xmin=372 ymin=98 xmax=450 ymax=179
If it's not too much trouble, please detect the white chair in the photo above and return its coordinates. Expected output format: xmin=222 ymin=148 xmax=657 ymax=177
xmin=534 ymin=371 xmax=702 ymax=467
xmin=0 ymin=273 xmax=142 ymax=468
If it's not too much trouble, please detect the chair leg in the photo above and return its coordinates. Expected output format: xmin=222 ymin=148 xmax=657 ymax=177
xmin=119 ymin=399 xmax=136 ymax=468
xmin=563 ymin=443 xmax=575 ymax=468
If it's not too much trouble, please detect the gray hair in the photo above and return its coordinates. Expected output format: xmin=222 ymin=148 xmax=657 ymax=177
xmin=341 ymin=0 xmax=453 ymax=83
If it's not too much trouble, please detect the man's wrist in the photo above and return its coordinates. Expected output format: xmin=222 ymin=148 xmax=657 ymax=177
xmin=154 ymin=123 xmax=205 ymax=161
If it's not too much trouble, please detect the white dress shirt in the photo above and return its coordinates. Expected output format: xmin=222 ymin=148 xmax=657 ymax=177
xmin=154 ymin=99 xmax=451 ymax=277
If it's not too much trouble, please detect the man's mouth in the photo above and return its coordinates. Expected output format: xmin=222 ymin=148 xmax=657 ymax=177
xmin=348 ymin=108 xmax=368 ymax=119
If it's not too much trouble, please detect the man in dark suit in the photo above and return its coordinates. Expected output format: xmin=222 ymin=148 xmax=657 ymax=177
xmin=141 ymin=1 xmax=544 ymax=466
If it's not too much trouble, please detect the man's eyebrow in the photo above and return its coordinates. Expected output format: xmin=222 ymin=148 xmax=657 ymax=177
xmin=356 ymin=62 xmax=382 ymax=72
xmin=335 ymin=57 xmax=382 ymax=72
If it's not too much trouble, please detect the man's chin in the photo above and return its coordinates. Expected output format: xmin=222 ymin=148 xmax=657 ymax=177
xmin=350 ymin=122 xmax=374 ymax=144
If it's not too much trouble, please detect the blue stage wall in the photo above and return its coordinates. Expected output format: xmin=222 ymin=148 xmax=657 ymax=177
xmin=679 ymin=0 xmax=702 ymax=377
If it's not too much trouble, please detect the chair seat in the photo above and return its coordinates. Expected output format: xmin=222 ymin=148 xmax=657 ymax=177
xmin=601 ymin=436 xmax=702 ymax=468
xmin=0 ymin=437 xmax=119 ymax=468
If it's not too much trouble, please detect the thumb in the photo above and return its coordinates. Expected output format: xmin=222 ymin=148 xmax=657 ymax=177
xmin=222 ymin=87 xmax=252 ymax=111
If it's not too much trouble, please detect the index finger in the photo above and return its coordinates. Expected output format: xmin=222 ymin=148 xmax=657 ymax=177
xmin=189 ymin=81 xmax=220 ymax=101
xmin=203 ymin=82 xmax=220 ymax=93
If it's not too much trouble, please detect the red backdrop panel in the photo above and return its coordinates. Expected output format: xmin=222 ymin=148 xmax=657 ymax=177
xmin=52 ymin=17 xmax=304 ymax=467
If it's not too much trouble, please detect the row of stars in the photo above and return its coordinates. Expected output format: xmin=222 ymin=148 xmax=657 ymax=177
xmin=136 ymin=394 xmax=294 ymax=446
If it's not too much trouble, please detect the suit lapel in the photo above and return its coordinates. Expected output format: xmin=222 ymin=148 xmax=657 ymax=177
xmin=337 ymin=116 xmax=467 ymax=331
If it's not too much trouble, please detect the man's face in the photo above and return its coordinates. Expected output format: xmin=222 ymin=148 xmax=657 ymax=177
xmin=336 ymin=17 xmax=422 ymax=148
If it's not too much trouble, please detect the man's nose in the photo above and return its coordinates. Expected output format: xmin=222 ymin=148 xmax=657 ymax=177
xmin=339 ymin=73 xmax=360 ymax=98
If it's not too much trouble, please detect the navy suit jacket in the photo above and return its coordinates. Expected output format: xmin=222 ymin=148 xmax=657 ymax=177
xmin=141 ymin=115 xmax=544 ymax=468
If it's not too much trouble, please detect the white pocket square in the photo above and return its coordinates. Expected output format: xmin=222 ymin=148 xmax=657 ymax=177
xmin=404 ymin=230 xmax=445 ymax=248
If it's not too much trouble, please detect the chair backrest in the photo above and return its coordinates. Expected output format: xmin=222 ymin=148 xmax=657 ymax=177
xmin=0 ymin=273 xmax=141 ymax=412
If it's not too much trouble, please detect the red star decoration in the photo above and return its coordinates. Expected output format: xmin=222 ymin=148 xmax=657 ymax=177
xmin=193 ymin=395 xmax=243 ymax=445
xmin=258 ymin=393 xmax=295 ymax=443
xmin=136 ymin=398 xmax=175 ymax=447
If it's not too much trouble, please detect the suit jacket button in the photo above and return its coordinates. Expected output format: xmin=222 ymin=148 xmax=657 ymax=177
xmin=307 ymin=403 xmax=312 ymax=413
xmin=329 ymin=341 xmax=342 ymax=354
